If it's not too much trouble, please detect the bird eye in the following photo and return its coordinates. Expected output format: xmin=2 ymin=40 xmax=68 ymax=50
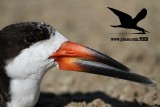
xmin=25 ymin=35 xmax=35 ymax=44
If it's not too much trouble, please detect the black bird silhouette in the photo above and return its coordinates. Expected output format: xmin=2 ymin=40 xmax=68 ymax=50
xmin=108 ymin=7 xmax=149 ymax=34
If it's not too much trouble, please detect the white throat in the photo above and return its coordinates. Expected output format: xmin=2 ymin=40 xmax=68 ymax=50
xmin=5 ymin=31 xmax=67 ymax=107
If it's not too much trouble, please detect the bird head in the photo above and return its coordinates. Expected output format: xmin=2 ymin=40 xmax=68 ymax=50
xmin=1 ymin=22 xmax=155 ymax=86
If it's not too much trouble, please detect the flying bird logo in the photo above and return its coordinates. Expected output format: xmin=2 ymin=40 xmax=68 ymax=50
xmin=108 ymin=7 xmax=149 ymax=34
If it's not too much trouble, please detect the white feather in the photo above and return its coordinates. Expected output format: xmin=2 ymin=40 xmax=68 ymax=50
xmin=6 ymin=31 xmax=68 ymax=107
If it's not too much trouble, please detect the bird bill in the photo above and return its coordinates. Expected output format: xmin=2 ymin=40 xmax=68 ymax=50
xmin=50 ymin=41 xmax=156 ymax=87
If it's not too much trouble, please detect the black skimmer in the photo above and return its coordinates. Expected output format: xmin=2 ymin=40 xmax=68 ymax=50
xmin=108 ymin=7 xmax=150 ymax=34
xmin=0 ymin=22 xmax=155 ymax=107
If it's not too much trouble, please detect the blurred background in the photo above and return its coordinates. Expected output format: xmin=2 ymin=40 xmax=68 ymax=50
xmin=0 ymin=0 xmax=159 ymax=107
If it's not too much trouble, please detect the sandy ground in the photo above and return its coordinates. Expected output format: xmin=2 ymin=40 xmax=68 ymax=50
xmin=0 ymin=0 xmax=160 ymax=107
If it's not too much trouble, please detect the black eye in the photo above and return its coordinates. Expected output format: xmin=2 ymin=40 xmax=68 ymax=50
xmin=25 ymin=35 xmax=35 ymax=44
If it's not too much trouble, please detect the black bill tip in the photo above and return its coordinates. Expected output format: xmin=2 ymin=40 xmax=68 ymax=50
xmin=76 ymin=59 xmax=156 ymax=87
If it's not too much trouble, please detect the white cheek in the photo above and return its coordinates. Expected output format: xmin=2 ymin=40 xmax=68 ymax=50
xmin=5 ymin=31 xmax=68 ymax=79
